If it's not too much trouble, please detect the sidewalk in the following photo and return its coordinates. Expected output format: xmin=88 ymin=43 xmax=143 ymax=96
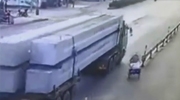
xmin=0 ymin=1 xmax=101 ymax=29
xmin=0 ymin=17 xmax=48 ymax=29
xmin=27 ymin=1 xmax=102 ymax=20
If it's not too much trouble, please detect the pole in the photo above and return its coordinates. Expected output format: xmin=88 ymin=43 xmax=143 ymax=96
xmin=30 ymin=0 xmax=33 ymax=12
xmin=168 ymin=27 xmax=170 ymax=33
xmin=0 ymin=0 xmax=4 ymax=10
xmin=35 ymin=0 xmax=39 ymax=15
xmin=4 ymin=0 xmax=7 ymax=11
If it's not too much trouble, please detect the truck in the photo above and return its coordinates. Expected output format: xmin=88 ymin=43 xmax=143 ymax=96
xmin=0 ymin=14 xmax=129 ymax=100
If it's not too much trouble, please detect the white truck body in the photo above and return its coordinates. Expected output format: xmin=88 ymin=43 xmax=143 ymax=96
xmin=0 ymin=14 xmax=103 ymax=93
xmin=26 ymin=15 xmax=123 ymax=93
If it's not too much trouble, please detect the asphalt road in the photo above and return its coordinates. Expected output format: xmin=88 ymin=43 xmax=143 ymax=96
xmin=74 ymin=30 xmax=180 ymax=100
xmin=0 ymin=20 xmax=57 ymax=37
xmin=73 ymin=1 xmax=180 ymax=100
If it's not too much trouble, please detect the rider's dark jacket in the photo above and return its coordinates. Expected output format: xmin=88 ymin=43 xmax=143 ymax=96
xmin=130 ymin=54 xmax=140 ymax=63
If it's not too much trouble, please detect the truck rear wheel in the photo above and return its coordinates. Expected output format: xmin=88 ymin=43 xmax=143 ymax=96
xmin=117 ymin=49 xmax=126 ymax=65
xmin=57 ymin=96 xmax=62 ymax=100
xmin=63 ymin=91 xmax=71 ymax=100
xmin=106 ymin=58 xmax=114 ymax=74
xmin=115 ymin=53 xmax=121 ymax=65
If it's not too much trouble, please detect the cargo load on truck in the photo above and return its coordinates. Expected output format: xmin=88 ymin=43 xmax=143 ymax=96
xmin=26 ymin=15 xmax=124 ymax=93
xmin=0 ymin=14 xmax=102 ymax=67
xmin=0 ymin=14 xmax=104 ymax=93
xmin=0 ymin=13 xmax=129 ymax=100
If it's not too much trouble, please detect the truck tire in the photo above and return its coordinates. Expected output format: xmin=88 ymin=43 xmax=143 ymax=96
xmin=115 ymin=53 xmax=121 ymax=65
xmin=106 ymin=58 xmax=114 ymax=74
xmin=57 ymin=96 xmax=62 ymax=100
xmin=117 ymin=49 xmax=126 ymax=65
xmin=63 ymin=91 xmax=71 ymax=100
xmin=71 ymin=85 xmax=76 ymax=97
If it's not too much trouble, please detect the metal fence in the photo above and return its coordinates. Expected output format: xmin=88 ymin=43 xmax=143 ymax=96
xmin=141 ymin=23 xmax=180 ymax=67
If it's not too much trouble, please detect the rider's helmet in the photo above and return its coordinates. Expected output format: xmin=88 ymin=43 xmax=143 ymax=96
xmin=130 ymin=52 xmax=140 ymax=63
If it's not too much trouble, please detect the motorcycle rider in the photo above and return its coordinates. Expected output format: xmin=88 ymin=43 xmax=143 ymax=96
xmin=129 ymin=53 xmax=142 ymax=69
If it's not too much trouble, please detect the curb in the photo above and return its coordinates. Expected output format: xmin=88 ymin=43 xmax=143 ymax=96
xmin=77 ymin=2 xmax=102 ymax=9
xmin=0 ymin=18 xmax=48 ymax=29
xmin=108 ymin=0 xmax=145 ymax=10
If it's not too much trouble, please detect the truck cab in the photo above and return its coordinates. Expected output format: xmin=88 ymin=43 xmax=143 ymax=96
xmin=118 ymin=20 xmax=128 ymax=59
xmin=86 ymin=19 xmax=129 ymax=74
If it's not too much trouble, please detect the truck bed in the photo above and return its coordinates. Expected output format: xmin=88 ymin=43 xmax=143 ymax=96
xmin=0 ymin=14 xmax=103 ymax=93
xmin=30 ymin=15 xmax=121 ymax=66
xmin=26 ymin=15 xmax=123 ymax=93
xmin=54 ymin=15 xmax=113 ymax=35
xmin=0 ymin=14 xmax=101 ymax=67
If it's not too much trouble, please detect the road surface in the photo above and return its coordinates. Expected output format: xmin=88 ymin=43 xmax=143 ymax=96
xmin=86 ymin=0 xmax=180 ymax=48
xmin=0 ymin=6 xmax=96 ymax=37
xmin=0 ymin=12 xmax=95 ymax=37
xmin=0 ymin=20 xmax=57 ymax=37
xmin=75 ymin=30 xmax=180 ymax=100
xmin=73 ymin=1 xmax=180 ymax=100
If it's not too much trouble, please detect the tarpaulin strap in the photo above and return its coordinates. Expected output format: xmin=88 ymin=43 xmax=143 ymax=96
xmin=72 ymin=36 xmax=77 ymax=76
xmin=66 ymin=34 xmax=77 ymax=77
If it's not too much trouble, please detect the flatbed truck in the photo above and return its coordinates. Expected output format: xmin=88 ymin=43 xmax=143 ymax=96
xmin=0 ymin=14 xmax=129 ymax=100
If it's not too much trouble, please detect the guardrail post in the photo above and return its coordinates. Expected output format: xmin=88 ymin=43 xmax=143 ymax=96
xmin=169 ymin=33 xmax=172 ymax=40
xmin=168 ymin=26 xmax=171 ymax=33
xmin=141 ymin=55 xmax=145 ymax=67
xmin=167 ymin=36 xmax=170 ymax=43
xmin=168 ymin=35 xmax=171 ymax=42
xmin=177 ymin=26 xmax=179 ymax=32
xmin=162 ymin=39 xmax=166 ymax=47
xmin=160 ymin=40 xmax=163 ymax=48
xmin=149 ymin=49 xmax=153 ymax=59
xmin=172 ymin=31 xmax=175 ymax=36
xmin=172 ymin=30 xmax=175 ymax=36
xmin=156 ymin=44 xmax=159 ymax=52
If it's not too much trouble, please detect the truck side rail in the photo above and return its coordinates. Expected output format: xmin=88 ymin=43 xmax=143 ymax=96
xmin=141 ymin=23 xmax=180 ymax=66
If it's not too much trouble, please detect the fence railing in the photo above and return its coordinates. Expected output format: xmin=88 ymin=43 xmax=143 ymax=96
xmin=141 ymin=23 xmax=180 ymax=67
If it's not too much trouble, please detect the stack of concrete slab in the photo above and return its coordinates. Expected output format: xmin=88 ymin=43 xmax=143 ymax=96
xmin=30 ymin=15 xmax=113 ymax=65
xmin=0 ymin=14 xmax=103 ymax=67
xmin=0 ymin=14 xmax=103 ymax=93
xmin=26 ymin=15 xmax=123 ymax=93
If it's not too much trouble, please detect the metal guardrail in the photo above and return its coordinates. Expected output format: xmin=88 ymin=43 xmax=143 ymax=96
xmin=141 ymin=23 xmax=180 ymax=67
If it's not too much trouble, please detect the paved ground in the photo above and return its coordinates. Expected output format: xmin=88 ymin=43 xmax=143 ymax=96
xmin=0 ymin=20 xmax=57 ymax=37
xmin=75 ymin=31 xmax=180 ymax=100
xmin=7 ymin=1 xmax=101 ymax=20
xmin=0 ymin=1 xmax=101 ymax=37
xmin=72 ymin=1 xmax=180 ymax=100
xmin=0 ymin=1 xmax=100 ymax=32
xmin=25 ymin=1 xmax=102 ymax=20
